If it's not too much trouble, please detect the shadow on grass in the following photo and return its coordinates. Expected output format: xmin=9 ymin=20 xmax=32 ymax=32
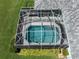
xmin=9 ymin=37 xmax=18 ymax=53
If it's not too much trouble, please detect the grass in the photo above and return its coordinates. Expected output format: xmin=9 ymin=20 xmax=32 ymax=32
xmin=17 ymin=49 xmax=59 ymax=58
xmin=25 ymin=0 xmax=34 ymax=7
xmin=63 ymin=49 xmax=69 ymax=56
xmin=17 ymin=48 xmax=69 ymax=59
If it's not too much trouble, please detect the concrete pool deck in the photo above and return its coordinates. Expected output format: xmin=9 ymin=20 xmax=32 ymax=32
xmin=34 ymin=0 xmax=79 ymax=59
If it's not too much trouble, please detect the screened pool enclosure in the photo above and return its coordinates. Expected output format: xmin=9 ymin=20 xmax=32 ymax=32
xmin=15 ymin=8 xmax=68 ymax=50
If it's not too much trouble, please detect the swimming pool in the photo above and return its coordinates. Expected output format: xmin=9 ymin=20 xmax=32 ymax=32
xmin=26 ymin=26 xmax=60 ymax=43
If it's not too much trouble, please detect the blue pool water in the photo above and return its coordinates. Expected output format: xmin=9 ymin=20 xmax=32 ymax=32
xmin=26 ymin=26 xmax=60 ymax=43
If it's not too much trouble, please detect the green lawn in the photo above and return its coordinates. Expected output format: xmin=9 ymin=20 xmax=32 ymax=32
xmin=0 ymin=0 xmax=57 ymax=59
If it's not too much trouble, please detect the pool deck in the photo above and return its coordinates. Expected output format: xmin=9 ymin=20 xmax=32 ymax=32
xmin=34 ymin=0 xmax=79 ymax=59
